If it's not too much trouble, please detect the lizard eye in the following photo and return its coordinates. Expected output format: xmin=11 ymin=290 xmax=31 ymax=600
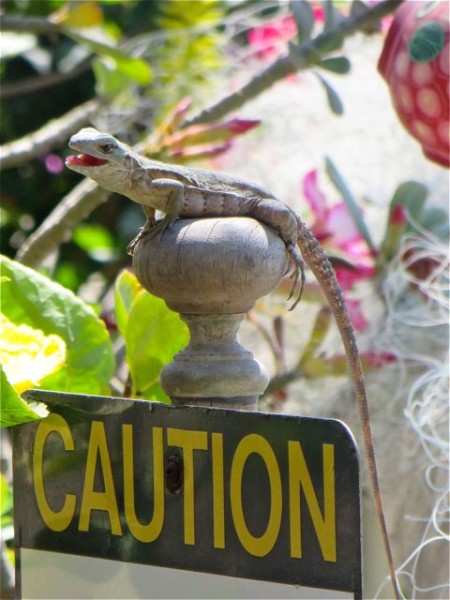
xmin=99 ymin=142 xmax=115 ymax=153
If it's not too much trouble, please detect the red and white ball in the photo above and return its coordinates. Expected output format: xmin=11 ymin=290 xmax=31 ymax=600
xmin=378 ymin=0 xmax=449 ymax=167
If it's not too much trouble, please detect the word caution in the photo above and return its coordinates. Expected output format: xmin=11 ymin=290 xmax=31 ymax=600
xmin=33 ymin=414 xmax=336 ymax=562
xmin=13 ymin=393 xmax=361 ymax=596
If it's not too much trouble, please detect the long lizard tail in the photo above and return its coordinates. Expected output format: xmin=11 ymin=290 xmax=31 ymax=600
xmin=296 ymin=216 xmax=401 ymax=600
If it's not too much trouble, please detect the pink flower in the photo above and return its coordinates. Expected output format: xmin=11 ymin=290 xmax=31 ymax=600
xmin=247 ymin=3 xmax=326 ymax=60
xmin=43 ymin=154 xmax=64 ymax=174
xmin=345 ymin=298 xmax=369 ymax=332
xmin=169 ymin=141 xmax=233 ymax=161
xmin=166 ymin=118 xmax=260 ymax=148
xmin=247 ymin=15 xmax=297 ymax=59
xmin=302 ymin=169 xmax=375 ymax=291
xmin=226 ymin=118 xmax=261 ymax=134
xmin=361 ymin=350 xmax=397 ymax=368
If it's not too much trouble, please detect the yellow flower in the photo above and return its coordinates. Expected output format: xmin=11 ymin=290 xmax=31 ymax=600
xmin=0 ymin=315 xmax=66 ymax=394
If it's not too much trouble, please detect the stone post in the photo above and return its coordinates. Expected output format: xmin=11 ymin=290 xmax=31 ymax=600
xmin=132 ymin=217 xmax=287 ymax=411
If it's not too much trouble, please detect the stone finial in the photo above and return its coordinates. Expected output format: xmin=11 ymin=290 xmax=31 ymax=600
xmin=133 ymin=217 xmax=288 ymax=410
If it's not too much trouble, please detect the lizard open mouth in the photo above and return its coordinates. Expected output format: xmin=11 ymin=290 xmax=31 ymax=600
xmin=66 ymin=153 xmax=109 ymax=167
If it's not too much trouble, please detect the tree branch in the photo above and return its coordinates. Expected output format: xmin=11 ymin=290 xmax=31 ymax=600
xmin=0 ymin=99 xmax=99 ymax=170
xmin=0 ymin=14 xmax=60 ymax=35
xmin=182 ymin=0 xmax=404 ymax=127
xmin=16 ymin=178 xmax=109 ymax=267
xmin=0 ymin=57 xmax=93 ymax=101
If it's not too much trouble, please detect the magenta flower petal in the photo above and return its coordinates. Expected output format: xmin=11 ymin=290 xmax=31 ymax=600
xmin=327 ymin=203 xmax=361 ymax=246
xmin=345 ymin=299 xmax=369 ymax=331
xmin=44 ymin=154 xmax=64 ymax=174
xmin=303 ymin=169 xmax=328 ymax=221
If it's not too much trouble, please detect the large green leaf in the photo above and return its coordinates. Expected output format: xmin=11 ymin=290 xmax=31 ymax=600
xmin=66 ymin=30 xmax=152 ymax=85
xmin=125 ymin=285 xmax=189 ymax=402
xmin=0 ymin=364 xmax=47 ymax=428
xmin=0 ymin=256 xmax=114 ymax=394
xmin=0 ymin=473 xmax=13 ymax=519
xmin=114 ymin=269 xmax=142 ymax=338
xmin=73 ymin=223 xmax=118 ymax=262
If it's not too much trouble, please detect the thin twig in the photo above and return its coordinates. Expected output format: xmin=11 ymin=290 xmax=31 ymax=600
xmin=263 ymin=368 xmax=304 ymax=397
xmin=0 ymin=99 xmax=99 ymax=170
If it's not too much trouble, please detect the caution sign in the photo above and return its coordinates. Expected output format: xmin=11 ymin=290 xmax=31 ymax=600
xmin=13 ymin=391 xmax=362 ymax=598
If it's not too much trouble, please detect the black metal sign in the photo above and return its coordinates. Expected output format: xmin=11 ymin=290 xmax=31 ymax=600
xmin=13 ymin=391 xmax=362 ymax=598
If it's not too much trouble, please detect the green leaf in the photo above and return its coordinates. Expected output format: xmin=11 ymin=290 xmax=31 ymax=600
xmin=0 ymin=474 xmax=13 ymax=518
xmin=0 ymin=256 xmax=114 ymax=395
xmin=325 ymin=157 xmax=377 ymax=254
xmin=317 ymin=56 xmax=351 ymax=74
xmin=114 ymin=55 xmax=152 ymax=86
xmin=323 ymin=0 xmax=340 ymax=32
xmin=114 ymin=269 xmax=142 ymax=338
xmin=93 ymin=57 xmax=130 ymax=100
xmin=125 ymin=290 xmax=189 ymax=402
xmin=390 ymin=181 xmax=428 ymax=222
xmin=290 ymin=0 xmax=315 ymax=45
xmin=298 ymin=307 xmax=332 ymax=368
xmin=156 ymin=0 xmax=223 ymax=29
xmin=315 ymin=72 xmax=344 ymax=115
xmin=66 ymin=30 xmax=152 ymax=85
xmin=379 ymin=204 xmax=408 ymax=265
xmin=0 ymin=364 xmax=47 ymax=428
xmin=315 ymin=30 xmax=344 ymax=53
xmin=420 ymin=206 xmax=449 ymax=240
xmin=73 ymin=223 xmax=118 ymax=262
xmin=51 ymin=1 xmax=103 ymax=28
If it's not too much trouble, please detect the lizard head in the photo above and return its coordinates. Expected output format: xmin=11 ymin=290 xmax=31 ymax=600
xmin=66 ymin=128 xmax=138 ymax=189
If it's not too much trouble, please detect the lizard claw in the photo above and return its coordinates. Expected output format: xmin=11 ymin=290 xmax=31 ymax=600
xmin=286 ymin=243 xmax=305 ymax=311
xmin=127 ymin=227 xmax=147 ymax=255
xmin=127 ymin=215 xmax=177 ymax=255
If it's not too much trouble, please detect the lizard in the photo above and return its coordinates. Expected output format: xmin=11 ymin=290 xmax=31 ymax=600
xmin=66 ymin=127 xmax=400 ymax=599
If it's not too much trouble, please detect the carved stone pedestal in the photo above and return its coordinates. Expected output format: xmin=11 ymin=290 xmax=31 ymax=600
xmin=133 ymin=217 xmax=287 ymax=410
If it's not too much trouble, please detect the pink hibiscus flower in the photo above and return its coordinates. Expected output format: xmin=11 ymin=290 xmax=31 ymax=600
xmin=302 ymin=169 xmax=376 ymax=331
xmin=303 ymin=169 xmax=376 ymax=292
xmin=247 ymin=16 xmax=297 ymax=60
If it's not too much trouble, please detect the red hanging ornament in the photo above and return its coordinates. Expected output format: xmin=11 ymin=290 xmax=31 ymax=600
xmin=378 ymin=0 xmax=449 ymax=168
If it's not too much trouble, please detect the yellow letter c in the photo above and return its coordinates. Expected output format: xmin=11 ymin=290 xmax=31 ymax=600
xmin=33 ymin=414 xmax=76 ymax=532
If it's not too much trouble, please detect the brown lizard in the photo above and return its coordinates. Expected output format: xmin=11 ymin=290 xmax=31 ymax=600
xmin=66 ymin=127 xmax=400 ymax=598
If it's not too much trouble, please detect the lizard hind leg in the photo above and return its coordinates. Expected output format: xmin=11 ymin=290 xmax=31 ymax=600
xmin=286 ymin=242 xmax=305 ymax=311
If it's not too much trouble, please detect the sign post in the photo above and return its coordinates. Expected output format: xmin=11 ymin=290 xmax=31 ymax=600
xmin=13 ymin=390 xmax=362 ymax=599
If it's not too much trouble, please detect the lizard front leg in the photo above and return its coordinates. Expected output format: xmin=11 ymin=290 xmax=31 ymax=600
xmin=127 ymin=179 xmax=185 ymax=254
